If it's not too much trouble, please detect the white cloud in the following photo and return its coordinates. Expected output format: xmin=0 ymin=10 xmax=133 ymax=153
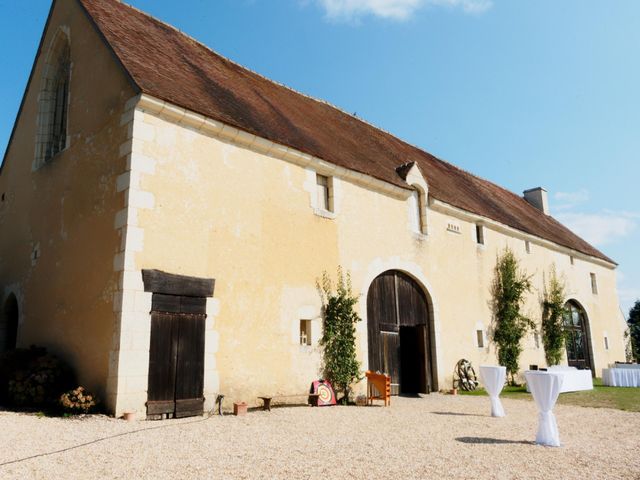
xmin=618 ymin=284 xmax=640 ymax=319
xmin=554 ymin=189 xmax=589 ymax=210
xmin=555 ymin=211 xmax=638 ymax=247
xmin=314 ymin=0 xmax=492 ymax=21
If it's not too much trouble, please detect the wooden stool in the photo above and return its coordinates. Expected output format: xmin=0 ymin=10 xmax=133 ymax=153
xmin=366 ymin=371 xmax=391 ymax=406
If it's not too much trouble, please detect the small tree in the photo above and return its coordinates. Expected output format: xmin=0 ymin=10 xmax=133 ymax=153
xmin=319 ymin=267 xmax=362 ymax=404
xmin=628 ymin=300 xmax=640 ymax=362
xmin=491 ymin=247 xmax=534 ymax=384
xmin=624 ymin=330 xmax=634 ymax=363
xmin=541 ymin=265 xmax=568 ymax=366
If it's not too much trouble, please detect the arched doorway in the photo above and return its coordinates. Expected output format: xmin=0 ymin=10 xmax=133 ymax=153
xmin=563 ymin=300 xmax=593 ymax=373
xmin=1 ymin=294 xmax=19 ymax=353
xmin=366 ymin=270 xmax=436 ymax=394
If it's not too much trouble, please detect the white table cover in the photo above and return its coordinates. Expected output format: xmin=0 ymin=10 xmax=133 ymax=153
xmin=610 ymin=363 xmax=640 ymax=370
xmin=479 ymin=365 xmax=506 ymax=417
xmin=525 ymin=371 xmax=564 ymax=447
xmin=526 ymin=366 xmax=592 ymax=393
xmin=602 ymin=368 xmax=640 ymax=387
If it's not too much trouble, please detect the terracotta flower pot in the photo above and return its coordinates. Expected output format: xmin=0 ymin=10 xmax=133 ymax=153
xmin=233 ymin=402 xmax=248 ymax=416
xmin=123 ymin=411 xmax=136 ymax=422
xmin=450 ymin=388 xmax=458 ymax=396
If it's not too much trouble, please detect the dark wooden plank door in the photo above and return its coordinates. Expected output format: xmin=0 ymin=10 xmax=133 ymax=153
xmin=147 ymin=312 xmax=179 ymax=415
xmin=147 ymin=298 xmax=206 ymax=418
xmin=175 ymin=313 xmax=206 ymax=418
xmin=416 ymin=324 xmax=431 ymax=394
xmin=381 ymin=332 xmax=400 ymax=395
xmin=396 ymin=272 xmax=428 ymax=327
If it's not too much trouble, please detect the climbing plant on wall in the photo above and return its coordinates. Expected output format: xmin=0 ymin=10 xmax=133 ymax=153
xmin=491 ymin=247 xmax=534 ymax=385
xmin=541 ymin=265 xmax=568 ymax=366
xmin=319 ymin=267 xmax=361 ymax=404
xmin=628 ymin=300 xmax=640 ymax=363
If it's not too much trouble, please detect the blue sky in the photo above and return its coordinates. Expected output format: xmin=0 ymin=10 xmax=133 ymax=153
xmin=1 ymin=0 xmax=638 ymax=315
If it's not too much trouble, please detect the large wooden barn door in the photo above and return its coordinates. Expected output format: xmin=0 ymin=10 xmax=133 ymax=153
xmin=367 ymin=271 xmax=435 ymax=394
xmin=142 ymin=269 xmax=215 ymax=420
xmin=147 ymin=298 xmax=206 ymax=418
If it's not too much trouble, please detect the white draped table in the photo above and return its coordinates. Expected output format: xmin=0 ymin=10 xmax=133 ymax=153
xmin=602 ymin=367 xmax=640 ymax=387
xmin=525 ymin=366 xmax=592 ymax=393
xmin=611 ymin=363 xmax=640 ymax=369
xmin=524 ymin=371 xmax=564 ymax=447
xmin=479 ymin=365 xmax=506 ymax=417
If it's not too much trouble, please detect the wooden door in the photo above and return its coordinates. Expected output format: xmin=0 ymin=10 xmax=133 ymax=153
xmin=147 ymin=312 xmax=179 ymax=416
xmin=147 ymin=295 xmax=206 ymax=418
xmin=175 ymin=313 xmax=206 ymax=418
xmin=416 ymin=324 xmax=431 ymax=393
xmin=381 ymin=332 xmax=400 ymax=395
xmin=367 ymin=270 xmax=435 ymax=394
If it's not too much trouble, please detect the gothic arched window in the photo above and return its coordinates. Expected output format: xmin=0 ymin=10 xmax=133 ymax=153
xmin=35 ymin=30 xmax=70 ymax=168
xmin=563 ymin=300 xmax=593 ymax=372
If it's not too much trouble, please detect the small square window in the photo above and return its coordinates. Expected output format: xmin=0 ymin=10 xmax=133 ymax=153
xmin=590 ymin=273 xmax=598 ymax=294
xmin=476 ymin=225 xmax=484 ymax=245
xmin=604 ymin=336 xmax=609 ymax=350
xmin=525 ymin=240 xmax=531 ymax=254
xmin=476 ymin=330 xmax=484 ymax=348
xmin=300 ymin=320 xmax=312 ymax=346
xmin=316 ymin=174 xmax=333 ymax=212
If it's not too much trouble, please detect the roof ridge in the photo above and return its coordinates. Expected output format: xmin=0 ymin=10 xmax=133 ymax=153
xmin=427 ymin=152 xmax=540 ymax=210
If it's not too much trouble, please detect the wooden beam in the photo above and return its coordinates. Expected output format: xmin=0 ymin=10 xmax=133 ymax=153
xmin=142 ymin=269 xmax=215 ymax=297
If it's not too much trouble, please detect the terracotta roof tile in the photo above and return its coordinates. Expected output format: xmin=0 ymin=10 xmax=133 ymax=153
xmin=77 ymin=0 xmax=614 ymax=264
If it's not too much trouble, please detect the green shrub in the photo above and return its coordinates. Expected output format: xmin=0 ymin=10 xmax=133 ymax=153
xmin=541 ymin=265 xmax=568 ymax=366
xmin=0 ymin=346 xmax=75 ymax=408
xmin=319 ymin=267 xmax=362 ymax=404
xmin=60 ymin=386 xmax=98 ymax=414
xmin=491 ymin=248 xmax=534 ymax=385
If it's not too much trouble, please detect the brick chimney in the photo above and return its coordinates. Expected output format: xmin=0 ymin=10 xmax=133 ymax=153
xmin=523 ymin=187 xmax=549 ymax=215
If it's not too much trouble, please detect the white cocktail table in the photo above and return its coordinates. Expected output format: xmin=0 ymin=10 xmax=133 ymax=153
xmin=524 ymin=371 xmax=564 ymax=447
xmin=525 ymin=366 xmax=592 ymax=393
xmin=479 ymin=365 xmax=506 ymax=417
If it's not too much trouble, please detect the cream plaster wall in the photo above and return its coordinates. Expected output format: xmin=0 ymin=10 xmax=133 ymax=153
xmin=123 ymin=105 xmax=625 ymax=410
xmin=0 ymin=0 xmax=134 ymax=404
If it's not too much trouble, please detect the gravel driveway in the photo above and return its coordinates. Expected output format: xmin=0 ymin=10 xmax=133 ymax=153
xmin=1 ymin=394 xmax=638 ymax=480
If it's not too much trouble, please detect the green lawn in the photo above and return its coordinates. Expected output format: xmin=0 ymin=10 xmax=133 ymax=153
xmin=458 ymin=378 xmax=640 ymax=412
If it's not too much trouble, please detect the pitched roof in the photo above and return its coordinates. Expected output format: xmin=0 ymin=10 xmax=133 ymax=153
xmin=78 ymin=0 xmax=614 ymax=264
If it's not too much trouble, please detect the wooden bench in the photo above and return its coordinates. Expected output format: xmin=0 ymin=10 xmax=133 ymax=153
xmin=258 ymin=394 xmax=320 ymax=411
